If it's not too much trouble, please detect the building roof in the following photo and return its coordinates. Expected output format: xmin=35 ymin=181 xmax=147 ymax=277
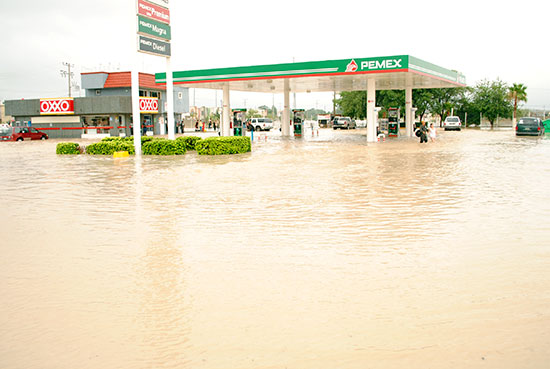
xmin=82 ymin=71 xmax=165 ymax=90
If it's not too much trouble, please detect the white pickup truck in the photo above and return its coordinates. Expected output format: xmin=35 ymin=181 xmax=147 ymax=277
xmin=246 ymin=118 xmax=273 ymax=131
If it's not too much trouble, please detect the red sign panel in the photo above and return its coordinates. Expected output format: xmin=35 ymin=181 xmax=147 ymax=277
xmin=139 ymin=97 xmax=159 ymax=113
xmin=40 ymin=98 xmax=74 ymax=115
xmin=137 ymin=0 xmax=170 ymax=24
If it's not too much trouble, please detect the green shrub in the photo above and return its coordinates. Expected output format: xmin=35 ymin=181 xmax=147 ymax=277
xmin=101 ymin=137 xmax=122 ymax=142
xmin=175 ymin=136 xmax=202 ymax=150
xmin=140 ymin=136 xmax=155 ymax=144
xmin=102 ymin=136 xmax=154 ymax=145
xmin=86 ymin=141 xmax=135 ymax=155
xmin=56 ymin=142 xmax=80 ymax=155
xmin=195 ymin=136 xmax=251 ymax=155
xmin=142 ymin=139 xmax=186 ymax=155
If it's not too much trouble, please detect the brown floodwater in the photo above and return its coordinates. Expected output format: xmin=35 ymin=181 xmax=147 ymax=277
xmin=1 ymin=128 xmax=549 ymax=369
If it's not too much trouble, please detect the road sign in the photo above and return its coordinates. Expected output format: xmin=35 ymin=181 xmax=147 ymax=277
xmin=145 ymin=0 xmax=169 ymax=8
xmin=138 ymin=35 xmax=171 ymax=57
xmin=137 ymin=0 xmax=170 ymax=24
xmin=138 ymin=15 xmax=171 ymax=41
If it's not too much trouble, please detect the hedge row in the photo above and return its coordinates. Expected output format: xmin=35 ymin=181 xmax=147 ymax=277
xmin=56 ymin=142 xmax=81 ymax=155
xmin=175 ymin=136 xmax=202 ymax=150
xmin=56 ymin=136 xmax=251 ymax=156
xmin=142 ymin=139 xmax=186 ymax=155
xmin=195 ymin=137 xmax=251 ymax=155
xmin=86 ymin=141 xmax=136 ymax=155
xmin=102 ymin=136 xmax=155 ymax=144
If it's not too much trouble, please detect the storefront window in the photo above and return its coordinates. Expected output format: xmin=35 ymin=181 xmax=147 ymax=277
xmin=82 ymin=115 xmax=111 ymax=131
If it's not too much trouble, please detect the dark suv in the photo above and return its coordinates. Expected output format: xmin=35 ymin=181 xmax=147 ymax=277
xmin=0 ymin=126 xmax=49 ymax=141
xmin=516 ymin=117 xmax=545 ymax=136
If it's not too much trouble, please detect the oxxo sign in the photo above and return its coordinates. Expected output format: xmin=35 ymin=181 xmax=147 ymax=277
xmin=139 ymin=97 xmax=159 ymax=113
xmin=40 ymin=98 xmax=74 ymax=115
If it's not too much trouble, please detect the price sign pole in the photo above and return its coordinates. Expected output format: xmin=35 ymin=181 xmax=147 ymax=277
xmin=133 ymin=0 xmax=173 ymax=155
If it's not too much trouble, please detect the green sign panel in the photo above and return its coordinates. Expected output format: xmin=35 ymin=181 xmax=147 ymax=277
xmin=138 ymin=35 xmax=171 ymax=57
xmin=138 ymin=15 xmax=171 ymax=41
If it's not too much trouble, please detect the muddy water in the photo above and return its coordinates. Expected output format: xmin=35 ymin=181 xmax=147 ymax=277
xmin=1 ymin=129 xmax=549 ymax=369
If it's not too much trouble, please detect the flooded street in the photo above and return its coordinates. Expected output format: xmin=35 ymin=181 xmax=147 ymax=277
xmin=1 ymin=128 xmax=549 ymax=369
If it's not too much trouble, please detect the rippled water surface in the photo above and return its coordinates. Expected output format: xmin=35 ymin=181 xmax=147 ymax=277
xmin=1 ymin=129 xmax=549 ymax=369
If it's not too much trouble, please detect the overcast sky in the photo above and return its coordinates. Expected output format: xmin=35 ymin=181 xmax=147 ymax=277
xmin=1 ymin=0 xmax=549 ymax=111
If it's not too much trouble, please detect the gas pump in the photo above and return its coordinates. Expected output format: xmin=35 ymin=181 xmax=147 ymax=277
xmin=292 ymin=109 xmax=305 ymax=137
xmin=409 ymin=107 xmax=418 ymax=137
xmin=232 ymin=108 xmax=246 ymax=136
xmin=388 ymin=107 xmax=400 ymax=137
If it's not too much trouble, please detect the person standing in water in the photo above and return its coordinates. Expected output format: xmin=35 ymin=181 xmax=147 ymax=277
xmin=428 ymin=123 xmax=436 ymax=142
xmin=419 ymin=121 xmax=428 ymax=143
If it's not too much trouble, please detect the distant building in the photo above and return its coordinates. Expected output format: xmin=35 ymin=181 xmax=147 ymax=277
xmin=0 ymin=103 xmax=13 ymax=124
xmin=4 ymin=71 xmax=189 ymax=139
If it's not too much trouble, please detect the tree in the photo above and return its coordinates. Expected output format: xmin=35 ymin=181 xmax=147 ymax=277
xmin=334 ymin=90 xmax=405 ymax=119
xmin=376 ymin=90 xmax=404 ymax=117
xmin=508 ymin=83 xmax=528 ymax=125
xmin=245 ymin=109 xmax=262 ymax=119
xmin=427 ymin=88 xmax=466 ymax=123
xmin=209 ymin=111 xmax=220 ymax=122
xmin=471 ymin=79 xmax=513 ymax=127
xmin=305 ymin=108 xmax=327 ymax=120
xmin=334 ymin=91 xmax=367 ymax=119
xmin=412 ymin=89 xmax=434 ymax=123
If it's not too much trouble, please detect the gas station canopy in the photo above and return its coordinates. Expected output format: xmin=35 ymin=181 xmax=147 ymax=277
xmin=155 ymin=54 xmax=466 ymax=93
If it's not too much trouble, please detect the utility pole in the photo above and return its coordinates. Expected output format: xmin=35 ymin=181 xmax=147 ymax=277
xmin=60 ymin=62 xmax=74 ymax=97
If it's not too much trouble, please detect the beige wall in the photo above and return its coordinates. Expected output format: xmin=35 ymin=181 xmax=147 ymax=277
xmin=0 ymin=104 xmax=11 ymax=123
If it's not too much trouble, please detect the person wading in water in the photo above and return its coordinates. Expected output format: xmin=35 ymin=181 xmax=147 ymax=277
xmin=419 ymin=121 xmax=428 ymax=143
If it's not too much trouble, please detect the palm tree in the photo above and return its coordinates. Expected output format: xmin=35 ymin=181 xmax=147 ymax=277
xmin=508 ymin=83 xmax=527 ymax=127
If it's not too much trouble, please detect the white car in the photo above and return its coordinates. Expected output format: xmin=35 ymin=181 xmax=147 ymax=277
xmin=247 ymin=118 xmax=273 ymax=131
xmin=443 ymin=116 xmax=462 ymax=131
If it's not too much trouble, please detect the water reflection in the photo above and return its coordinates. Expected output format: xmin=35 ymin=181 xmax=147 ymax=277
xmin=0 ymin=129 xmax=549 ymax=368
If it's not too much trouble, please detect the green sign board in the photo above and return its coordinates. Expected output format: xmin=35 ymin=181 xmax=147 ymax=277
xmin=157 ymin=55 xmax=411 ymax=84
xmin=138 ymin=35 xmax=171 ymax=57
xmin=138 ymin=15 xmax=171 ymax=40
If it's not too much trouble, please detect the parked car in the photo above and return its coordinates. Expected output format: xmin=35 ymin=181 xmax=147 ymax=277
xmin=246 ymin=118 xmax=273 ymax=131
xmin=516 ymin=117 xmax=545 ymax=136
xmin=0 ymin=126 xmax=49 ymax=141
xmin=333 ymin=116 xmax=356 ymax=130
xmin=443 ymin=116 xmax=462 ymax=131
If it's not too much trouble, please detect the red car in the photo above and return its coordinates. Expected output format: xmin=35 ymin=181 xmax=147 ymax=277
xmin=0 ymin=126 xmax=48 ymax=141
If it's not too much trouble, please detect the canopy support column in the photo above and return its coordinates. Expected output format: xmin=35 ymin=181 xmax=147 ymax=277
xmin=166 ymin=57 xmax=175 ymax=140
xmin=222 ymin=84 xmax=231 ymax=137
xmin=282 ymin=79 xmax=290 ymax=137
xmin=366 ymin=79 xmax=377 ymax=142
xmin=405 ymin=87 xmax=413 ymax=137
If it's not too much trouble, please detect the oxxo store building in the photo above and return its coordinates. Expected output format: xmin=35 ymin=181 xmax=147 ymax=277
xmin=5 ymin=72 xmax=189 ymax=139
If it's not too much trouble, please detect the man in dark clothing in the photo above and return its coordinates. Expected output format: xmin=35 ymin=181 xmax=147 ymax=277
xmin=419 ymin=121 xmax=428 ymax=143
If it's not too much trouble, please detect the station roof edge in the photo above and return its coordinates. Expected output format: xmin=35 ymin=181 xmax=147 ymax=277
xmin=155 ymin=55 xmax=466 ymax=89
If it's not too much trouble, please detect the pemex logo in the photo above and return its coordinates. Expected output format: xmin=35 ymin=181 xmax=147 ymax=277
xmin=345 ymin=59 xmax=358 ymax=72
